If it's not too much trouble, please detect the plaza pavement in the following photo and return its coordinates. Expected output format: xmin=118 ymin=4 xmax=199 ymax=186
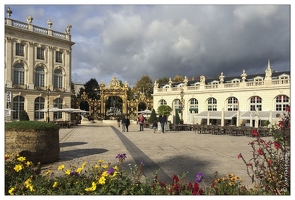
xmin=41 ymin=121 xmax=273 ymax=189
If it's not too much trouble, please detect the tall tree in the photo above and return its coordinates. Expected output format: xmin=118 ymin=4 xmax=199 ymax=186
xmin=156 ymin=77 xmax=169 ymax=86
xmin=78 ymin=78 xmax=100 ymax=100
xmin=132 ymin=75 xmax=153 ymax=98
xmin=173 ymin=75 xmax=184 ymax=82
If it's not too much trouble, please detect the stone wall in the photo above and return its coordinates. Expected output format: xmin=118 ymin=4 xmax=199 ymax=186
xmin=5 ymin=129 xmax=60 ymax=164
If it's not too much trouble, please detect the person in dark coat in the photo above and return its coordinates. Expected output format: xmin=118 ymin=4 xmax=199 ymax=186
xmin=121 ymin=116 xmax=127 ymax=132
xmin=125 ymin=116 xmax=130 ymax=132
xmin=159 ymin=115 xmax=167 ymax=134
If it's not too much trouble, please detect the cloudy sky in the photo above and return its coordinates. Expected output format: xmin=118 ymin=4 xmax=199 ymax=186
xmin=3 ymin=1 xmax=292 ymax=87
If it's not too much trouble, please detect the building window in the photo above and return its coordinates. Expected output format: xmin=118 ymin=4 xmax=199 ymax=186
xmin=250 ymin=96 xmax=262 ymax=111
xmin=227 ymin=97 xmax=239 ymax=111
xmin=37 ymin=47 xmax=45 ymax=60
xmin=207 ymin=97 xmax=217 ymax=111
xmin=254 ymin=78 xmax=263 ymax=86
xmin=16 ymin=43 xmax=24 ymax=56
xmin=53 ymin=98 xmax=63 ymax=119
xmin=34 ymin=66 xmax=45 ymax=87
xmin=189 ymin=98 xmax=198 ymax=113
xmin=13 ymin=63 xmax=25 ymax=85
xmin=275 ymin=95 xmax=290 ymax=111
xmin=159 ymin=99 xmax=167 ymax=106
xmin=34 ymin=97 xmax=45 ymax=119
xmin=54 ymin=69 xmax=63 ymax=89
xmin=13 ymin=96 xmax=24 ymax=120
xmin=174 ymin=99 xmax=181 ymax=111
xmin=55 ymin=51 xmax=63 ymax=63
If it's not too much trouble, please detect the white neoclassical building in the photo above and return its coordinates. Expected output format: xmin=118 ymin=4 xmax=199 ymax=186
xmin=152 ymin=60 xmax=290 ymax=127
xmin=4 ymin=7 xmax=75 ymax=122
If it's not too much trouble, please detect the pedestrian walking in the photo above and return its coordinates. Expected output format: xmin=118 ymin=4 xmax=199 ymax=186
xmin=153 ymin=120 xmax=158 ymax=133
xmin=159 ymin=114 xmax=166 ymax=134
xmin=121 ymin=116 xmax=127 ymax=132
xmin=139 ymin=114 xmax=145 ymax=131
xmin=125 ymin=116 xmax=130 ymax=132
xmin=117 ymin=117 xmax=120 ymax=127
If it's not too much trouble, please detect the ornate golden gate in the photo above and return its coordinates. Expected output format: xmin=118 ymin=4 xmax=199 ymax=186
xmin=76 ymin=76 xmax=153 ymax=120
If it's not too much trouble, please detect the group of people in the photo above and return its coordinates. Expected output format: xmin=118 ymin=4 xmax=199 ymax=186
xmin=117 ymin=114 xmax=167 ymax=134
xmin=117 ymin=116 xmax=130 ymax=132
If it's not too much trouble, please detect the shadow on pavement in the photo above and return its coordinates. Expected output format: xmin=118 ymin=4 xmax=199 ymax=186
xmin=59 ymin=142 xmax=87 ymax=148
xmin=59 ymin=148 xmax=109 ymax=161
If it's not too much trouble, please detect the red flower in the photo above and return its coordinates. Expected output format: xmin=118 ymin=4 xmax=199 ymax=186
xmin=252 ymin=129 xmax=258 ymax=137
xmin=192 ymin=182 xmax=204 ymax=195
xmin=268 ymin=159 xmax=273 ymax=165
xmin=238 ymin=153 xmax=242 ymax=159
xmin=246 ymin=163 xmax=252 ymax=167
xmin=286 ymin=106 xmax=290 ymax=112
xmin=274 ymin=141 xmax=280 ymax=149
xmin=259 ymin=139 xmax=265 ymax=143
xmin=257 ymin=149 xmax=263 ymax=155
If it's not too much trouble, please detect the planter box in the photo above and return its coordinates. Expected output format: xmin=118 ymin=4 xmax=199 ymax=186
xmin=5 ymin=129 xmax=60 ymax=164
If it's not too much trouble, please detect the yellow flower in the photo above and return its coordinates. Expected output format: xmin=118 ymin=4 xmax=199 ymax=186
xmin=58 ymin=164 xmax=65 ymax=170
xmin=85 ymin=182 xmax=97 ymax=192
xmin=113 ymin=166 xmax=119 ymax=170
xmin=14 ymin=164 xmax=23 ymax=172
xmin=98 ymin=159 xmax=104 ymax=163
xmin=17 ymin=156 xmax=26 ymax=162
xmin=76 ymin=167 xmax=83 ymax=173
xmin=29 ymin=185 xmax=35 ymax=192
xmin=236 ymin=176 xmax=241 ymax=180
xmin=231 ymin=177 xmax=237 ymax=181
xmin=229 ymin=182 xmax=234 ymax=186
xmin=111 ymin=171 xmax=119 ymax=177
xmin=93 ymin=164 xmax=99 ymax=169
xmin=65 ymin=169 xmax=71 ymax=175
xmin=45 ymin=170 xmax=51 ymax=175
xmin=52 ymin=182 xmax=58 ymax=188
xmin=25 ymin=161 xmax=32 ymax=167
xmin=98 ymin=176 xmax=106 ymax=185
xmin=102 ymin=171 xmax=108 ymax=177
xmin=102 ymin=164 xmax=108 ymax=169
xmin=8 ymin=188 xmax=15 ymax=195
xmin=82 ymin=162 xmax=87 ymax=168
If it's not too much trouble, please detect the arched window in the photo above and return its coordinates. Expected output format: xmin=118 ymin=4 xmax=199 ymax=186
xmin=13 ymin=63 xmax=25 ymax=85
xmin=159 ymin=99 xmax=167 ymax=106
xmin=54 ymin=69 xmax=63 ymax=89
xmin=34 ymin=97 xmax=45 ymax=119
xmin=275 ymin=95 xmax=290 ymax=111
xmin=174 ymin=99 xmax=181 ymax=111
xmin=53 ymin=98 xmax=63 ymax=119
xmin=34 ymin=66 xmax=45 ymax=87
xmin=207 ymin=97 xmax=217 ymax=111
xmin=250 ymin=96 xmax=262 ymax=111
xmin=189 ymin=98 xmax=198 ymax=113
xmin=227 ymin=97 xmax=239 ymax=111
xmin=13 ymin=96 xmax=24 ymax=120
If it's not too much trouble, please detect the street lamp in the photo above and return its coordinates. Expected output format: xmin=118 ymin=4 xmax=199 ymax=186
xmin=180 ymin=88 xmax=185 ymax=122
xmin=46 ymin=86 xmax=51 ymax=123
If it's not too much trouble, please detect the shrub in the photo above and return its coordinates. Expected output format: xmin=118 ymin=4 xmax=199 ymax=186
xmin=19 ymin=110 xmax=30 ymax=121
xmin=238 ymin=106 xmax=290 ymax=195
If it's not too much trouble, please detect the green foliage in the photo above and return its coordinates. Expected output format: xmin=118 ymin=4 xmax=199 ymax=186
xmin=5 ymin=121 xmax=59 ymax=132
xmin=5 ymin=153 xmax=203 ymax=195
xmin=132 ymin=75 xmax=153 ymax=98
xmin=156 ymin=77 xmax=169 ymax=86
xmin=78 ymin=78 xmax=100 ymax=100
xmin=148 ymin=109 xmax=157 ymax=124
xmin=19 ymin=110 xmax=30 ymax=121
xmin=238 ymin=107 xmax=290 ymax=195
xmin=157 ymin=105 xmax=172 ymax=117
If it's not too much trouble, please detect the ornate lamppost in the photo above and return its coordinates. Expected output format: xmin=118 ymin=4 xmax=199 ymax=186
xmin=46 ymin=86 xmax=51 ymax=123
xmin=180 ymin=88 xmax=185 ymax=122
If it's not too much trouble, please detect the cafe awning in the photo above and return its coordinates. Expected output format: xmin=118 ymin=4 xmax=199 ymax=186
xmin=240 ymin=111 xmax=283 ymax=120
xmin=194 ymin=111 xmax=237 ymax=119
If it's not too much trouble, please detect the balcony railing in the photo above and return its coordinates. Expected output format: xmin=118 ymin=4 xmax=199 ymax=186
xmin=6 ymin=18 xmax=69 ymax=41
